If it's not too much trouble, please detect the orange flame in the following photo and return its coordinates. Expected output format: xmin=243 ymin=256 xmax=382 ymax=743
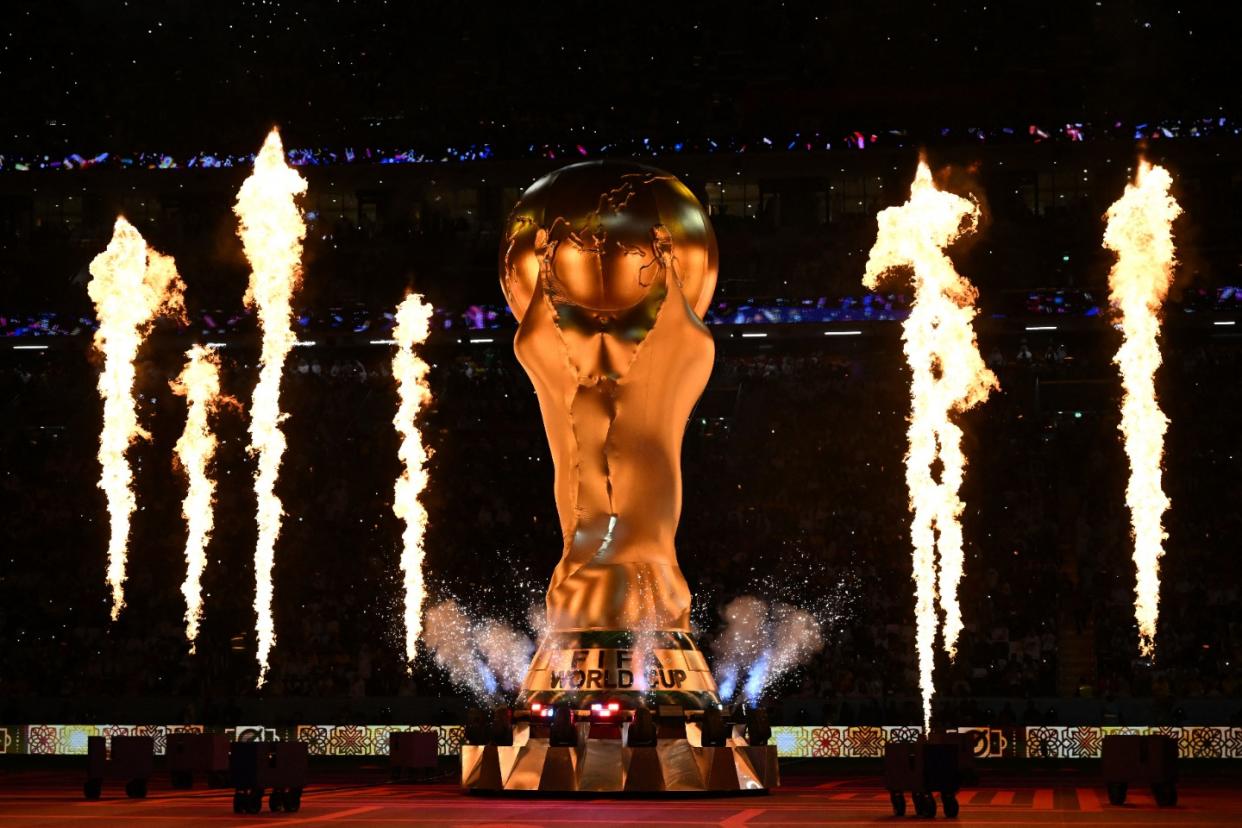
xmin=88 ymin=217 xmax=185 ymax=620
xmin=234 ymin=128 xmax=307 ymax=685
xmin=863 ymin=159 xmax=997 ymax=730
xmin=170 ymin=345 xmax=235 ymax=652
xmin=392 ymin=294 xmax=435 ymax=669
xmin=1104 ymin=160 xmax=1181 ymax=658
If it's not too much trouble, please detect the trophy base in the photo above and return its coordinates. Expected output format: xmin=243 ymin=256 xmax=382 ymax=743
xmin=462 ymin=730 xmax=779 ymax=793
xmin=466 ymin=629 xmax=777 ymax=793
xmin=516 ymin=629 xmax=721 ymax=712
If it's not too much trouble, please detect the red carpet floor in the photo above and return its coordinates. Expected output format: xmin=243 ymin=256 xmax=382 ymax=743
xmin=3 ymin=761 xmax=1241 ymax=826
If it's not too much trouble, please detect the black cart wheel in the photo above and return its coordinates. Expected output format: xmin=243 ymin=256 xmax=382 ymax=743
xmin=914 ymin=792 xmax=937 ymax=818
xmin=1152 ymin=782 xmax=1178 ymax=807
xmin=942 ymin=792 xmax=960 ymax=818
xmin=247 ymin=789 xmax=264 ymax=813
xmin=890 ymin=791 xmax=906 ymax=816
xmin=269 ymin=789 xmax=285 ymax=811
xmin=233 ymin=792 xmax=244 ymax=813
xmin=84 ymin=778 xmax=102 ymax=800
xmin=1107 ymin=782 xmax=1127 ymax=805
xmin=125 ymin=779 xmax=147 ymax=799
xmin=287 ymin=788 xmax=303 ymax=812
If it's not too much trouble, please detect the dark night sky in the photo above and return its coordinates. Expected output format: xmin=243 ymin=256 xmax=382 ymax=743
xmin=2 ymin=1 xmax=1240 ymax=150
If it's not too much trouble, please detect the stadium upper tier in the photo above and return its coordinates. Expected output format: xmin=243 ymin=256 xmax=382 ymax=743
xmin=2 ymin=287 xmax=1239 ymax=347
xmin=1 ymin=117 xmax=1240 ymax=174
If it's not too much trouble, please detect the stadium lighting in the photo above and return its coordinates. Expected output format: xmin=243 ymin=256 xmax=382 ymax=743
xmin=823 ymin=330 xmax=862 ymax=337
xmin=740 ymin=332 xmax=768 ymax=338
xmin=1213 ymin=320 xmax=1235 ymax=327
xmin=1024 ymin=325 xmax=1058 ymax=331
xmin=12 ymin=344 xmax=49 ymax=350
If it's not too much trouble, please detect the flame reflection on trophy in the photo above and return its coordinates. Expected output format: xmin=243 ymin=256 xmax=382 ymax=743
xmin=501 ymin=161 xmax=721 ymax=708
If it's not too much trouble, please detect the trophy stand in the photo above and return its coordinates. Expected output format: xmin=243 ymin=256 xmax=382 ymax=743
xmin=462 ymin=629 xmax=778 ymax=793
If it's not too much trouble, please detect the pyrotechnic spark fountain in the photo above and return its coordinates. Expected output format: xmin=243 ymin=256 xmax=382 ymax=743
xmin=1104 ymin=161 xmax=1181 ymax=659
xmin=392 ymin=293 xmax=434 ymax=668
xmin=526 ymin=601 xmax=549 ymax=644
xmin=765 ymin=605 xmax=823 ymax=692
xmin=714 ymin=596 xmax=768 ymax=699
xmin=88 ymin=217 xmax=185 ymax=621
xmin=170 ymin=345 xmax=233 ymax=652
xmin=423 ymin=599 xmax=533 ymax=700
xmin=234 ymin=128 xmax=307 ymax=685
xmin=713 ymin=597 xmax=823 ymax=703
xmin=862 ymin=159 xmax=997 ymax=730
xmin=475 ymin=618 xmax=537 ymax=692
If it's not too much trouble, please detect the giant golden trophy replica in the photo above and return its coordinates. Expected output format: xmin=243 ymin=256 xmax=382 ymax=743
xmin=461 ymin=161 xmax=778 ymax=793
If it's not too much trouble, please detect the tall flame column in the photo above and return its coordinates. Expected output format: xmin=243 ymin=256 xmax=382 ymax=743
xmin=171 ymin=344 xmax=232 ymax=652
xmin=235 ymin=129 xmax=308 ymax=685
xmin=392 ymin=293 xmax=434 ymax=668
xmin=501 ymin=162 xmax=720 ymax=711
xmin=862 ymin=160 xmax=997 ymax=731
xmin=1104 ymin=161 xmax=1181 ymax=658
xmin=88 ymin=217 xmax=186 ymax=620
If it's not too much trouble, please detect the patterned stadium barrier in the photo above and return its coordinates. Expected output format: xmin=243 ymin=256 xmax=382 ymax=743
xmin=770 ymin=725 xmax=1242 ymax=759
xmin=3 ymin=724 xmax=1240 ymax=759
xmin=294 ymin=725 xmax=465 ymax=758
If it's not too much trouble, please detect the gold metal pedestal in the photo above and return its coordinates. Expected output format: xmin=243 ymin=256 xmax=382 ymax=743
xmin=462 ymin=735 xmax=778 ymax=793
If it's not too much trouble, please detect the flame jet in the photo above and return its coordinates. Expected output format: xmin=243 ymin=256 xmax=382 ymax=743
xmin=862 ymin=160 xmax=997 ymax=730
xmin=234 ymin=129 xmax=308 ymax=685
xmin=88 ymin=217 xmax=186 ymax=620
xmin=391 ymin=293 xmax=434 ymax=668
xmin=1104 ymin=161 xmax=1181 ymax=658
xmin=171 ymin=345 xmax=235 ymax=652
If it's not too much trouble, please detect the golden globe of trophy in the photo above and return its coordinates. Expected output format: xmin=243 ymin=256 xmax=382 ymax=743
xmin=461 ymin=162 xmax=778 ymax=792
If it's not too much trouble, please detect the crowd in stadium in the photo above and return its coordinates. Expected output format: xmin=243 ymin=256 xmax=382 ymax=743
xmin=6 ymin=116 xmax=1242 ymax=175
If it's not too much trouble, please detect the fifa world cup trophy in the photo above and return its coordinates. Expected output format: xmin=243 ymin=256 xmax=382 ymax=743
xmin=501 ymin=162 xmax=722 ymax=713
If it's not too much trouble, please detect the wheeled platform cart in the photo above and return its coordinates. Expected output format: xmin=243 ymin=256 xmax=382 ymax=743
xmin=167 ymin=732 xmax=230 ymax=788
xmin=1102 ymin=734 xmax=1178 ymax=806
xmin=884 ymin=741 xmax=962 ymax=818
xmin=84 ymin=735 xmax=154 ymax=800
xmin=389 ymin=730 xmax=439 ymax=780
xmin=229 ymin=741 xmax=308 ymax=813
